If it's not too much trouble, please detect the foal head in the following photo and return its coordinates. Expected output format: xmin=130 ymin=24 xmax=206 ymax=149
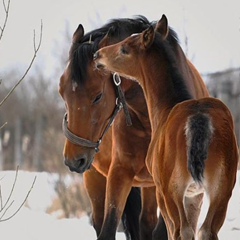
xmin=94 ymin=15 xmax=169 ymax=84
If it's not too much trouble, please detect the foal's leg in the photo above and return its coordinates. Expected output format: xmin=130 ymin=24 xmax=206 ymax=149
xmin=165 ymin=180 xmax=196 ymax=240
xmin=198 ymin=173 xmax=236 ymax=240
xmin=184 ymin=192 xmax=204 ymax=232
xmin=83 ymin=167 xmax=106 ymax=236
xmin=198 ymin=195 xmax=229 ymax=240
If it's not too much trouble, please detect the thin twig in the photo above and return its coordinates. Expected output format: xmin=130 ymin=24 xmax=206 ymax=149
xmin=0 ymin=175 xmax=37 ymax=221
xmin=0 ymin=122 xmax=7 ymax=130
xmin=0 ymin=165 xmax=19 ymax=212
xmin=0 ymin=167 xmax=37 ymax=221
xmin=0 ymin=185 xmax=3 ymax=209
xmin=0 ymin=200 xmax=14 ymax=220
xmin=0 ymin=20 xmax=43 ymax=107
xmin=0 ymin=0 xmax=11 ymax=41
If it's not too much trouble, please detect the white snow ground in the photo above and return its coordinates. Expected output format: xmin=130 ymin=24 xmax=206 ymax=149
xmin=0 ymin=170 xmax=239 ymax=240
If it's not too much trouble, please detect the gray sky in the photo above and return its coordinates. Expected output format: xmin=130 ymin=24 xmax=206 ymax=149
xmin=0 ymin=0 xmax=239 ymax=76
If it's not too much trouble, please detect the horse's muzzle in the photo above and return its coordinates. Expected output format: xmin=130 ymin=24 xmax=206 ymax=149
xmin=93 ymin=51 xmax=105 ymax=69
xmin=64 ymin=155 xmax=92 ymax=173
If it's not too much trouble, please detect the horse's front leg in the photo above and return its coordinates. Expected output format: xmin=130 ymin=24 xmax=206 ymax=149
xmin=83 ymin=166 xmax=106 ymax=237
xmin=97 ymin=166 xmax=137 ymax=240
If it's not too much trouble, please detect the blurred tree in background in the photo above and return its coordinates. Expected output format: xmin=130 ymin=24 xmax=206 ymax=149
xmin=0 ymin=44 xmax=66 ymax=173
xmin=0 ymin=4 xmax=90 ymax=217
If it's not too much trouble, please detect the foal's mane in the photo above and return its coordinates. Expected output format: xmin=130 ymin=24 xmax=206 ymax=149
xmin=150 ymin=32 xmax=193 ymax=103
xmin=69 ymin=15 xmax=179 ymax=86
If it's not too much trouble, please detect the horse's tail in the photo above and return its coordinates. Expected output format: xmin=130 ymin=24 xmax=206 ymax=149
xmin=185 ymin=113 xmax=214 ymax=183
xmin=121 ymin=187 xmax=141 ymax=240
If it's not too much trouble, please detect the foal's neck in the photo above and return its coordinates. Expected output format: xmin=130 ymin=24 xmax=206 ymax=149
xmin=139 ymin=53 xmax=192 ymax=130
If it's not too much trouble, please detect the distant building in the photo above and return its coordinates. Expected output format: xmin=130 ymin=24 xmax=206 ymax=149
xmin=204 ymin=68 xmax=240 ymax=146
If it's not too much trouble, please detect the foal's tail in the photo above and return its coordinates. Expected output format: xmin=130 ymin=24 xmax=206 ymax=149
xmin=185 ymin=113 xmax=214 ymax=183
xmin=122 ymin=187 xmax=141 ymax=240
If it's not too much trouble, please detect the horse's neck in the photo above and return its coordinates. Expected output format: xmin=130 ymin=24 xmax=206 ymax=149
xmin=174 ymin=46 xmax=209 ymax=98
xmin=139 ymin=58 xmax=189 ymax=131
xmin=122 ymin=79 xmax=150 ymax=127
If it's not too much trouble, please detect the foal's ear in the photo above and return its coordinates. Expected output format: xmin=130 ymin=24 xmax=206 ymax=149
xmin=155 ymin=14 xmax=169 ymax=39
xmin=99 ymin=26 xmax=115 ymax=48
xmin=141 ymin=26 xmax=155 ymax=49
xmin=72 ymin=24 xmax=84 ymax=43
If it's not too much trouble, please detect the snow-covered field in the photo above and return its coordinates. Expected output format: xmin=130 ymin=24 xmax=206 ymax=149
xmin=0 ymin=170 xmax=239 ymax=239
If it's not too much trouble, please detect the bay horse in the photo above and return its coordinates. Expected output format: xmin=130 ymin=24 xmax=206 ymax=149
xmin=59 ymin=16 xmax=209 ymax=240
xmin=59 ymin=16 xmax=161 ymax=240
xmin=94 ymin=15 xmax=239 ymax=240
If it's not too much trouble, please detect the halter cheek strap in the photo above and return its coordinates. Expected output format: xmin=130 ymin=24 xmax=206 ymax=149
xmin=62 ymin=73 xmax=132 ymax=153
xmin=113 ymin=73 xmax=132 ymax=126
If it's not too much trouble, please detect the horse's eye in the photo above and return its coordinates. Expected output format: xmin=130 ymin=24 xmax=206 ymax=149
xmin=121 ymin=46 xmax=129 ymax=55
xmin=93 ymin=93 xmax=103 ymax=104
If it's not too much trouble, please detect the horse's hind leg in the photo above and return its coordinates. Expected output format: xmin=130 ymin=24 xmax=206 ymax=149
xmin=153 ymin=189 xmax=175 ymax=240
xmin=184 ymin=192 xmax=204 ymax=232
xmin=140 ymin=186 xmax=158 ymax=240
xmin=140 ymin=186 xmax=168 ymax=240
xmin=198 ymin=174 xmax=236 ymax=240
xmin=164 ymin=181 xmax=195 ymax=240
xmin=152 ymin=212 xmax=168 ymax=240
xmin=198 ymin=198 xmax=229 ymax=240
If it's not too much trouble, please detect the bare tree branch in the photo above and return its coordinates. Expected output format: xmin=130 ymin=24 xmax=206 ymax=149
xmin=0 ymin=20 xmax=43 ymax=107
xmin=0 ymin=185 xmax=3 ymax=209
xmin=1 ymin=165 xmax=19 ymax=211
xmin=0 ymin=166 xmax=37 ymax=222
xmin=0 ymin=122 xmax=7 ymax=130
xmin=0 ymin=0 xmax=10 ymax=41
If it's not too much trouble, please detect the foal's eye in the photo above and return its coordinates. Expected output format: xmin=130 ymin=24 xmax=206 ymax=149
xmin=93 ymin=93 xmax=103 ymax=104
xmin=120 ymin=46 xmax=129 ymax=55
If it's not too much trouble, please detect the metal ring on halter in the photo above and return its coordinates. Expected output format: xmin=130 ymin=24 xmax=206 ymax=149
xmin=113 ymin=72 xmax=121 ymax=86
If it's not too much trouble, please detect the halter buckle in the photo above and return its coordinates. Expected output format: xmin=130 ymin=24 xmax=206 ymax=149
xmin=116 ymin=98 xmax=123 ymax=109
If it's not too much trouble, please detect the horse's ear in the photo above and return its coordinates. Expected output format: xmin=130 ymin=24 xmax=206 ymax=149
xmin=72 ymin=24 xmax=84 ymax=43
xmin=99 ymin=26 xmax=114 ymax=48
xmin=141 ymin=25 xmax=155 ymax=49
xmin=155 ymin=14 xmax=169 ymax=39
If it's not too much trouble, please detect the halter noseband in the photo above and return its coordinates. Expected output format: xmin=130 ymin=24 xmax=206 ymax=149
xmin=62 ymin=73 xmax=132 ymax=153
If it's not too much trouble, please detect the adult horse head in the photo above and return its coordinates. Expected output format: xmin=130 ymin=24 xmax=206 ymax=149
xmin=59 ymin=24 xmax=118 ymax=173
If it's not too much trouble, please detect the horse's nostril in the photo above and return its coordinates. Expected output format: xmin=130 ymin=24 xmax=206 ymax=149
xmin=64 ymin=156 xmax=89 ymax=173
xmin=77 ymin=157 xmax=86 ymax=168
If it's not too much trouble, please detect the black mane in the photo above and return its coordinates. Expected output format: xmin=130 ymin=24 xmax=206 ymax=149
xmin=151 ymin=32 xmax=192 ymax=103
xmin=69 ymin=15 xmax=179 ymax=85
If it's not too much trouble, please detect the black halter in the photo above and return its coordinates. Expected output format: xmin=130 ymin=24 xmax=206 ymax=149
xmin=62 ymin=73 xmax=132 ymax=153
